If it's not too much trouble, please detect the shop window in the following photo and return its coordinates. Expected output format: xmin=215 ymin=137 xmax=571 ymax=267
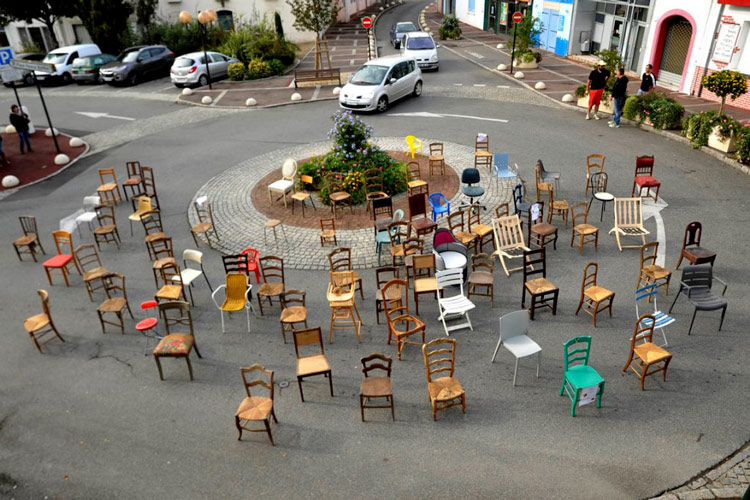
xmin=615 ymin=5 xmax=626 ymax=16
xmin=468 ymin=0 xmax=475 ymax=13
xmin=605 ymin=4 xmax=615 ymax=14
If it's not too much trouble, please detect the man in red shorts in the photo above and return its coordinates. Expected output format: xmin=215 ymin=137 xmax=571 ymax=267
xmin=585 ymin=60 xmax=610 ymax=120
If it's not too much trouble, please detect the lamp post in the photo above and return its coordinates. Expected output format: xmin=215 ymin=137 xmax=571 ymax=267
xmin=179 ymin=9 xmax=217 ymax=90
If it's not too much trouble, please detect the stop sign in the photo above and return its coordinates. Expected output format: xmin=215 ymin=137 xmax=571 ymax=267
xmin=512 ymin=12 xmax=523 ymax=23
xmin=362 ymin=17 xmax=373 ymax=29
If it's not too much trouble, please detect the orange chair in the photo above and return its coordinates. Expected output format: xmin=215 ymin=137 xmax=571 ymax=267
xmin=42 ymin=231 xmax=81 ymax=286
xmin=240 ymin=248 xmax=262 ymax=283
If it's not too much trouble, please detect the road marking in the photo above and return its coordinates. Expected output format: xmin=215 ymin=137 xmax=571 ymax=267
xmin=387 ymin=111 xmax=508 ymax=123
xmin=643 ymin=196 xmax=668 ymax=267
xmin=453 ymin=83 xmax=463 ymax=86
xmin=211 ymin=90 xmax=228 ymax=106
xmin=473 ymin=84 xmax=486 ymax=87
xmin=311 ymin=85 xmax=321 ymax=100
xmin=496 ymin=85 xmax=509 ymax=88
xmin=158 ymin=85 xmax=176 ymax=92
xmin=75 ymin=111 xmax=135 ymax=121
xmin=466 ymin=51 xmax=485 ymax=59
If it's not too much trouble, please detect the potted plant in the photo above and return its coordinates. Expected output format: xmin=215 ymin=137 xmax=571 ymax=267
xmin=701 ymin=70 xmax=747 ymax=152
xmin=707 ymin=115 xmax=742 ymax=153
xmin=511 ymin=12 xmax=543 ymax=69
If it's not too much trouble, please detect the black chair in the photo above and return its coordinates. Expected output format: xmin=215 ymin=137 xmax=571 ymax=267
xmin=538 ymin=159 xmax=561 ymax=191
xmin=669 ymin=264 xmax=728 ymax=335
xmin=512 ymin=183 xmax=530 ymax=215
xmin=372 ymin=195 xmax=393 ymax=236
xmin=587 ymin=171 xmax=614 ymax=222
xmin=461 ymin=168 xmax=485 ymax=209
xmin=222 ymin=253 xmax=249 ymax=276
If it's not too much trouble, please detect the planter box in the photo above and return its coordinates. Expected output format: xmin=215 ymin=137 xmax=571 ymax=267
xmin=577 ymin=96 xmax=614 ymax=115
xmin=708 ymin=126 xmax=738 ymax=153
xmin=513 ymin=60 xmax=539 ymax=69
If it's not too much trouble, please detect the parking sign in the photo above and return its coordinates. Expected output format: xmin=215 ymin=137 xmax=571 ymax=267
xmin=0 ymin=47 xmax=13 ymax=66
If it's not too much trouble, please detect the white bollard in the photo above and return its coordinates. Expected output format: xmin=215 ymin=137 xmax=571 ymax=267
xmin=291 ymin=93 xmax=302 ymax=101
xmin=182 ymin=88 xmax=193 ymax=96
xmin=497 ymin=64 xmax=507 ymax=71
xmin=514 ymin=71 xmax=525 ymax=79
xmin=45 ymin=127 xmax=58 ymax=137
xmin=54 ymin=154 xmax=70 ymax=165
xmin=497 ymin=43 xmax=505 ymax=49
xmin=562 ymin=94 xmax=576 ymax=103
xmin=535 ymin=81 xmax=547 ymax=90
xmin=333 ymin=87 xmax=341 ymax=95
xmin=5 ymin=125 xmax=16 ymax=134
xmin=69 ymin=137 xmax=85 ymax=147
xmin=2 ymin=175 xmax=20 ymax=188
xmin=201 ymin=96 xmax=212 ymax=105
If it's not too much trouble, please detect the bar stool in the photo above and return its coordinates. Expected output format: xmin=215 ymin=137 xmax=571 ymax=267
xmin=263 ymin=219 xmax=288 ymax=247
xmin=136 ymin=300 xmax=161 ymax=355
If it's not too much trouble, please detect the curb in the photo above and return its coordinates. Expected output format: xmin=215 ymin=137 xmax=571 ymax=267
xmin=371 ymin=0 xmax=407 ymax=58
xmin=175 ymin=92 xmax=339 ymax=110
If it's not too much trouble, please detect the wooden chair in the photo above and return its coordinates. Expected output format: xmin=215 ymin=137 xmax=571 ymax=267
xmin=372 ymin=195 xmax=394 ymax=234
xmin=280 ymin=289 xmax=307 ymax=343
xmin=388 ymin=220 xmax=411 ymax=266
xmin=522 ymin=247 xmax=559 ymax=320
xmin=637 ymin=241 xmax=671 ymax=296
xmin=474 ymin=133 xmax=492 ymax=170
xmin=448 ymin=210 xmax=477 ymax=253
xmin=328 ymin=247 xmax=364 ymax=299
xmin=422 ymin=338 xmax=466 ymax=421
xmin=547 ymin=186 xmax=569 ymax=228
xmin=24 ymin=290 xmax=65 ymax=353
xmin=381 ymin=278 xmax=425 ymax=360
xmin=96 ymin=168 xmax=122 ymax=206
xmin=364 ymin=168 xmax=388 ymax=214
xmin=428 ymin=142 xmax=445 ymax=177
xmin=149 ymin=236 xmax=175 ymax=288
xmin=406 ymin=161 xmax=428 ymax=197
xmin=235 ymin=364 xmax=278 ymax=445
xmin=360 ymin=353 xmax=395 ymax=422
xmin=468 ymin=205 xmax=494 ymax=252
xmin=327 ymin=175 xmax=353 ymax=219
xmin=191 ymin=200 xmax=219 ymax=247
xmin=636 ymin=284 xmax=674 ymax=347
xmin=467 ymin=253 xmax=494 ymax=307
xmin=535 ymin=161 xmax=553 ymax=202
xmin=320 ymin=218 xmax=337 ymax=246
xmin=676 ymin=221 xmax=716 ymax=269
xmin=210 ymin=272 xmax=253 ymax=333
xmin=43 ymin=231 xmax=80 ymax=287
xmin=133 ymin=166 xmax=160 ymax=210
xmin=257 ymin=256 xmax=284 ymax=316
xmin=154 ymin=301 xmax=202 ymax=381
xmin=408 ymin=192 xmax=437 ymax=239
xmin=293 ymin=326 xmax=333 ymax=402
xmin=93 ymin=204 xmax=121 ymax=250
xmin=491 ymin=215 xmax=529 ymax=276
xmin=525 ymin=201 xmax=558 ymax=250
xmin=570 ymin=201 xmax=598 ymax=255
xmin=623 ymin=314 xmax=673 ymax=390
xmin=122 ymin=161 xmax=143 ymax=201
xmin=411 ymin=254 xmax=438 ymax=315
xmin=375 ymin=266 xmax=399 ymax=325
xmin=128 ymin=196 xmax=152 ymax=236
xmin=559 ymin=336 xmax=604 ymax=416
xmin=74 ymin=244 xmax=109 ymax=301
xmin=264 ymin=219 xmax=287 ymax=249
xmin=155 ymin=261 xmax=187 ymax=304
xmin=585 ymin=154 xmax=605 ymax=195
xmin=575 ymin=262 xmax=614 ymax=327
xmin=291 ymin=174 xmax=316 ymax=217
xmin=327 ymin=270 xmax=363 ymax=343
xmin=631 ymin=155 xmax=661 ymax=202
xmin=141 ymin=210 xmax=167 ymax=259
xmin=609 ymin=197 xmax=649 ymax=251
xmin=14 ymin=215 xmax=45 ymax=262
xmin=97 ymin=273 xmax=134 ymax=334
xmin=495 ymin=202 xmax=510 ymax=219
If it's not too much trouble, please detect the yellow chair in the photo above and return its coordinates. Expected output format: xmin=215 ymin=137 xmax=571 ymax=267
xmin=128 ymin=196 xmax=152 ymax=236
xmin=211 ymin=273 xmax=253 ymax=333
xmin=405 ymin=135 xmax=423 ymax=159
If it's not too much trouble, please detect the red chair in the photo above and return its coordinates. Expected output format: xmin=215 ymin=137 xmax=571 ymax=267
xmin=42 ymin=231 xmax=81 ymax=286
xmin=240 ymin=248 xmax=261 ymax=283
xmin=136 ymin=300 xmax=160 ymax=354
xmin=631 ymin=155 xmax=661 ymax=202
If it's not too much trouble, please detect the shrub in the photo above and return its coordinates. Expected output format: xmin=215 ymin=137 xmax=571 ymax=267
xmin=574 ymin=84 xmax=587 ymax=98
xmin=274 ymin=11 xmax=285 ymax=38
xmin=142 ymin=21 xmax=222 ymax=56
xmin=735 ymin=129 xmax=750 ymax=164
xmin=439 ymin=14 xmax=462 ymax=40
xmin=267 ymin=59 xmax=285 ymax=76
xmin=246 ymin=59 xmax=273 ymax=79
xmin=702 ymin=70 xmax=748 ymax=115
xmin=621 ymin=92 xmax=684 ymax=130
xmin=227 ymin=62 xmax=246 ymax=81
xmin=622 ymin=96 xmax=640 ymax=120
xmin=682 ymin=111 xmax=718 ymax=148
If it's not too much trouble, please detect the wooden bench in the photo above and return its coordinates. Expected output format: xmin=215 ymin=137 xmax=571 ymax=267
xmin=294 ymin=68 xmax=341 ymax=88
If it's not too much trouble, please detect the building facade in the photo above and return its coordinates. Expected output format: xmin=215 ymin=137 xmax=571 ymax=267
xmin=2 ymin=18 xmax=92 ymax=54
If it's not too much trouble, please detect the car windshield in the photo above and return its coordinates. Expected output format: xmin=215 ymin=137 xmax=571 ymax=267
xmin=406 ymin=37 xmax=435 ymax=50
xmin=43 ymin=53 xmax=68 ymax=64
xmin=118 ymin=50 xmax=140 ymax=63
xmin=351 ymin=65 xmax=388 ymax=85
xmin=396 ymin=23 xmax=418 ymax=33
xmin=72 ymin=58 xmax=89 ymax=67
xmin=174 ymin=58 xmax=195 ymax=68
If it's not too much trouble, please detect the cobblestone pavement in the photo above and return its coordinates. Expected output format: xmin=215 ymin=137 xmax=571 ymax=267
xmin=188 ymin=137 xmax=515 ymax=269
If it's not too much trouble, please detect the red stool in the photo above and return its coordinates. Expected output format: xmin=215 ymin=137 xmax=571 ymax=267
xmin=240 ymin=248 xmax=261 ymax=283
xmin=136 ymin=300 xmax=160 ymax=355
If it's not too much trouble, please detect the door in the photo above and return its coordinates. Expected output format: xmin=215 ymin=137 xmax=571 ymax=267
xmin=393 ymin=62 xmax=411 ymax=99
xmin=658 ymin=17 xmax=692 ymax=88
xmin=487 ymin=0 xmax=498 ymax=34
xmin=546 ymin=11 xmax=559 ymax=52
xmin=610 ymin=18 xmax=624 ymax=52
xmin=628 ymin=24 xmax=646 ymax=72
xmin=210 ymin=53 xmax=228 ymax=78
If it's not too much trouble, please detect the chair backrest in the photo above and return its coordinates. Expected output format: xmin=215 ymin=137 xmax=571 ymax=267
xmin=408 ymin=193 xmax=428 ymax=220
xmin=388 ymin=220 xmax=410 ymax=246
xmin=537 ymin=159 xmax=550 ymax=176
xmin=281 ymin=158 xmax=298 ymax=180
xmin=74 ymin=244 xmax=102 ymax=272
xmin=141 ymin=166 xmax=158 ymax=206
xmin=429 ymin=142 xmax=443 ymax=155
xmin=562 ymin=336 xmax=592 ymax=373
xmin=436 ymin=268 xmax=465 ymax=295
xmin=159 ymin=300 xmax=193 ymax=335
xmin=103 ymin=272 xmax=127 ymax=300
xmin=183 ymin=249 xmax=203 ymax=267
xmin=375 ymin=266 xmax=399 ymax=289
xmin=97 ymin=203 xmax=116 ymax=226
xmin=639 ymin=241 xmax=659 ymax=269
xmin=493 ymin=215 xmax=526 ymax=251
xmin=99 ymin=168 xmax=116 ymax=185
xmin=496 ymin=202 xmax=510 ymax=219
xmin=320 ymin=217 xmax=336 ymax=234
xmin=372 ymin=196 xmax=393 ymax=222
xmin=586 ymin=154 xmax=605 ymax=178
xmin=428 ymin=193 xmax=447 ymax=209
xmin=38 ymin=289 xmax=51 ymax=317
xmin=402 ymin=237 xmax=423 ymax=257
xmin=393 ymin=209 xmax=405 ymax=222
xmin=614 ymin=197 xmax=644 ymax=228
xmin=330 ymin=269 xmax=354 ymax=291
xmin=365 ymin=168 xmax=384 ymax=193
xmin=461 ymin=168 xmax=480 ymax=185
xmin=467 ymin=205 xmax=484 ymax=231
xmin=523 ymin=247 xmax=546 ymax=281
xmin=362 ymin=353 xmax=392 ymax=378
xmin=382 ymin=279 xmax=409 ymax=320
xmin=223 ymin=253 xmax=247 ymax=275
xmin=195 ymin=201 xmax=214 ymax=226
xmin=499 ymin=310 xmax=530 ymax=343
xmin=411 ymin=253 xmax=435 ymax=276
xmin=134 ymin=196 xmax=152 ymax=214
xmin=475 ymin=133 xmax=489 ymax=152
xmin=423 ymin=338 xmax=457 ymax=383
xmin=681 ymin=264 xmax=714 ymax=290
xmin=448 ymin=210 xmax=466 ymax=233
xmin=589 ymin=171 xmax=608 ymax=195
xmin=19 ymin=216 xmax=39 ymax=237
xmin=226 ymin=273 xmax=248 ymax=302
xmin=328 ymin=247 xmax=352 ymax=272
xmin=52 ymin=230 xmax=73 ymax=255
xmin=405 ymin=135 xmax=419 ymax=149
xmin=635 ymin=283 xmax=659 ymax=318
xmin=281 ymin=289 xmax=306 ymax=308
xmin=569 ymin=201 xmax=588 ymax=227
xmin=241 ymin=364 xmax=274 ymax=400
xmin=292 ymin=326 xmax=324 ymax=358
xmin=433 ymin=228 xmax=456 ymax=247
xmin=159 ymin=261 xmax=182 ymax=287
xmin=493 ymin=153 xmax=509 ymax=173
xmin=407 ymin=161 xmax=422 ymax=181
xmin=301 ymin=174 xmax=314 ymax=190
xmin=512 ymin=183 xmax=524 ymax=213
xmin=683 ymin=221 xmax=702 ymax=248
xmin=150 ymin=236 xmax=174 ymax=262
xmin=327 ymin=175 xmax=344 ymax=194
xmin=141 ymin=210 xmax=163 ymax=235
xmin=471 ymin=253 xmax=494 ymax=273
xmin=631 ymin=314 xmax=655 ymax=346
xmin=126 ymin=160 xmax=142 ymax=178
xmin=581 ymin=262 xmax=598 ymax=293
xmin=260 ymin=256 xmax=284 ymax=285
xmin=241 ymin=248 xmax=260 ymax=267
xmin=635 ymin=155 xmax=655 ymax=177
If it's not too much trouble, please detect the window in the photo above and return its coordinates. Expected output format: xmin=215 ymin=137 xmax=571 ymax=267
xmin=595 ymin=13 xmax=605 ymax=23
xmin=0 ymin=28 xmax=8 ymax=47
xmin=217 ymin=10 xmax=234 ymax=31
xmin=733 ymin=21 xmax=750 ymax=74
xmin=468 ymin=0 xmax=475 ymax=13
xmin=66 ymin=51 xmax=79 ymax=65
xmin=408 ymin=60 xmax=416 ymax=73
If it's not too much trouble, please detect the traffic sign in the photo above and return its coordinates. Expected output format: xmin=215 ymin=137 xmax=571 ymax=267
xmin=362 ymin=17 xmax=373 ymax=29
xmin=10 ymin=59 xmax=55 ymax=73
xmin=512 ymin=12 xmax=523 ymax=23
xmin=0 ymin=47 xmax=13 ymax=66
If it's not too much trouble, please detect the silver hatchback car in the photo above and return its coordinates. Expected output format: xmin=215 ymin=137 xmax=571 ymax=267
xmin=339 ymin=55 xmax=423 ymax=113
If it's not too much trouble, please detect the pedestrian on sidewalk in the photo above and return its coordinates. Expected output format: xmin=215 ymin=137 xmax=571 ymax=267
xmin=637 ymin=64 xmax=656 ymax=96
xmin=586 ymin=60 xmax=610 ymax=120
xmin=609 ymin=67 xmax=628 ymax=129
xmin=0 ymin=135 xmax=9 ymax=167
xmin=9 ymin=105 xmax=32 ymax=154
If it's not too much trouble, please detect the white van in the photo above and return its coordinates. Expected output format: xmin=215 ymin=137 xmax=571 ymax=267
xmin=35 ymin=44 xmax=102 ymax=84
xmin=400 ymin=32 xmax=439 ymax=71
xmin=339 ymin=55 xmax=422 ymax=113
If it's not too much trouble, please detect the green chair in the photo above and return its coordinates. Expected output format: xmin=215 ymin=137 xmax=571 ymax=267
xmin=559 ymin=336 xmax=604 ymax=417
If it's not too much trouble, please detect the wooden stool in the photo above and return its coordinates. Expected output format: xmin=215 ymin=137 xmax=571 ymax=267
xmin=264 ymin=219 xmax=287 ymax=247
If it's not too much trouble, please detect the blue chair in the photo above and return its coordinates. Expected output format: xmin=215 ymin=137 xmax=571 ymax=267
xmin=375 ymin=210 xmax=406 ymax=266
xmin=428 ymin=193 xmax=450 ymax=221
xmin=559 ymin=336 xmax=604 ymax=417
xmin=635 ymin=284 xmax=675 ymax=347
xmin=492 ymin=153 xmax=518 ymax=189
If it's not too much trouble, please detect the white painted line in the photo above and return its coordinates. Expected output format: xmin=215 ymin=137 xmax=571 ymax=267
xmin=496 ymin=85 xmax=510 ymax=88
xmin=643 ymin=196 xmax=668 ymax=267
xmin=75 ymin=111 xmax=135 ymax=121
xmin=158 ymin=85 xmax=176 ymax=92
xmin=453 ymin=83 xmax=463 ymax=86
xmin=388 ymin=111 xmax=508 ymax=123
xmin=465 ymin=51 xmax=485 ymax=59
xmin=311 ymin=85 xmax=321 ymax=100
xmin=473 ymin=84 xmax=486 ymax=87
xmin=211 ymin=90 xmax=228 ymax=106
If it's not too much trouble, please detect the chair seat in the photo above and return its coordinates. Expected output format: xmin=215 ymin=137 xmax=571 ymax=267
xmin=375 ymin=231 xmax=391 ymax=244
xmin=620 ymin=226 xmax=648 ymax=235
xmin=643 ymin=265 xmax=671 ymax=280
xmin=584 ymin=285 xmax=614 ymax=302
xmin=291 ymin=192 xmax=310 ymax=201
xmin=221 ymin=295 xmax=247 ymax=312
xmin=503 ymin=335 xmax=542 ymax=358
xmin=297 ymin=354 xmax=330 ymax=376
xmin=327 ymin=288 xmax=355 ymax=304
xmin=24 ymin=313 xmax=50 ymax=333
xmin=684 ymin=247 xmax=716 ymax=260
xmin=524 ymin=277 xmax=557 ymax=294
xmin=136 ymin=317 xmax=158 ymax=332
xmin=153 ymin=333 xmax=194 ymax=356
xmin=258 ymin=283 xmax=283 ymax=297
xmin=178 ymin=268 xmax=202 ymax=287
xmin=268 ymin=179 xmax=294 ymax=192
xmin=439 ymin=294 xmax=476 ymax=314
xmin=153 ymin=257 xmax=176 ymax=270
xmin=428 ymin=376 xmax=465 ymax=401
xmin=84 ymin=266 xmax=109 ymax=282
xmin=429 ymin=154 xmax=444 ymax=161
xmin=129 ymin=210 xmax=149 ymax=222
xmin=455 ymin=231 xmax=476 ymax=245
xmin=94 ymin=225 xmax=116 ymax=235
xmin=564 ymin=364 xmax=604 ymax=389
xmin=541 ymin=171 xmax=561 ymax=180
xmin=321 ymin=230 xmax=336 ymax=239
xmin=467 ymin=271 xmax=493 ymax=286
xmin=97 ymin=183 xmax=117 ymax=192
xmin=414 ymin=277 xmax=438 ymax=293
xmin=412 ymin=219 xmax=437 ymax=232
xmin=361 ymin=376 xmax=393 ymax=397
xmin=14 ymin=235 xmax=37 ymax=246
xmin=472 ymin=223 xmax=493 ymax=237
xmin=236 ymin=396 xmax=273 ymax=421
xmin=156 ymin=285 xmax=183 ymax=301
xmin=635 ymin=176 xmax=661 ymax=188
xmin=634 ymin=342 xmax=672 ymax=364
xmin=640 ymin=311 xmax=675 ymax=329
xmin=281 ymin=306 xmax=307 ymax=323
xmin=500 ymin=246 xmax=526 ymax=257
xmin=552 ymin=200 xmax=569 ymax=210
xmin=98 ymin=297 xmax=127 ymax=313
xmin=123 ymin=176 xmax=141 ymax=186
xmin=191 ymin=222 xmax=211 ymax=234
xmin=391 ymin=244 xmax=405 ymax=258
xmin=574 ymin=223 xmax=598 ymax=235
xmin=475 ymin=151 xmax=492 ymax=157
xmin=685 ymin=289 xmax=727 ymax=311
xmin=408 ymin=180 xmax=427 ymax=188
xmin=594 ymin=192 xmax=615 ymax=201
xmin=330 ymin=192 xmax=351 ymax=202
xmin=376 ymin=284 xmax=402 ymax=302
xmin=76 ymin=212 xmax=98 ymax=224
xmin=43 ymin=254 xmax=72 ymax=268
xmin=532 ymin=222 xmax=557 ymax=236
xmin=145 ymin=232 xmax=166 ymax=243
xmin=463 ymin=186 xmax=484 ymax=197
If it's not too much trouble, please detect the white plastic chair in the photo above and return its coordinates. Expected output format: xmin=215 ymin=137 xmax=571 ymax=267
xmin=211 ymin=274 xmax=254 ymax=333
xmin=491 ymin=310 xmax=541 ymax=386
xmin=75 ymin=195 xmax=101 ymax=237
xmin=170 ymin=249 xmax=212 ymax=305
xmin=635 ymin=284 xmax=674 ymax=347
xmin=436 ymin=268 xmax=475 ymax=336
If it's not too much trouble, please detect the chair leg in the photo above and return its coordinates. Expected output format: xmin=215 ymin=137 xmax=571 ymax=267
xmin=328 ymin=371 xmax=334 ymax=396
xmin=719 ymin=306 xmax=727 ymax=331
xmin=154 ymin=355 xmax=164 ymax=380
xmin=512 ymin=358 xmax=519 ymax=386
xmin=688 ymin=308 xmax=698 ymax=335
xmin=297 ymin=377 xmax=305 ymax=402
xmin=185 ymin=356 xmax=194 ymax=381
xmin=264 ymin=419 xmax=274 ymax=446
xmin=360 ymin=395 xmax=365 ymax=422
xmin=390 ymin=396 xmax=395 ymax=421
xmin=235 ymin=416 xmax=243 ymax=440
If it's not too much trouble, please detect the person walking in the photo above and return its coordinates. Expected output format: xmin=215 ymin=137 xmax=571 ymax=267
xmin=609 ymin=67 xmax=628 ymax=129
xmin=9 ymin=105 xmax=32 ymax=154
xmin=586 ymin=60 xmax=610 ymax=120
xmin=638 ymin=64 xmax=656 ymax=96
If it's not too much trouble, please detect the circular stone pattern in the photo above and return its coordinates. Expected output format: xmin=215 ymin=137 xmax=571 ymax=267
xmin=189 ymin=137 xmax=514 ymax=270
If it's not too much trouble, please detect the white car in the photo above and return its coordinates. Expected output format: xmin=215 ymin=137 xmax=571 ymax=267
xmin=400 ymin=32 xmax=439 ymax=71
xmin=34 ymin=44 xmax=101 ymax=84
xmin=170 ymin=51 xmax=238 ymax=88
xmin=339 ymin=55 xmax=422 ymax=113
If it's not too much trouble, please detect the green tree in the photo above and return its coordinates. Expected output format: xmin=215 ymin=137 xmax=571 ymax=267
xmin=285 ymin=0 xmax=340 ymax=68
xmin=0 ymin=0 xmax=78 ymax=49
xmin=511 ymin=10 xmax=543 ymax=60
xmin=135 ymin=0 xmax=157 ymax=36
xmin=274 ymin=11 xmax=284 ymax=39
xmin=76 ymin=0 xmax=133 ymax=55
xmin=703 ymin=70 xmax=748 ymax=115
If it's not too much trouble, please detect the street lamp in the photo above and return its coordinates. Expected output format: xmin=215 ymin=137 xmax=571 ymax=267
xmin=179 ymin=9 xmax=217 ymax=90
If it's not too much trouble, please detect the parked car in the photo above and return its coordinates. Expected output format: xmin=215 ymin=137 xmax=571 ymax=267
xmin=2 ymin=53 xmax=44 ymax=87
xmin=400 ymin=32 xmax=439 ymax=71
xmin=170 ymin=51 xmax=239 ymax=88
xmin=71 ymin=54 xmax=117 ymax=84
xmin=34 ymin=44 xmax=102 ymax=84
xmin=390 ymin=22 xmax=420 ymax=49
xmin=339 ymin=55 xmax=422 ymax=113
xmin=100 ymin=45 xmax=175 ymax=86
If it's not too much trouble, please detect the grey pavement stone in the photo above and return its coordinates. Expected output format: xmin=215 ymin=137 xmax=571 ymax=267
xmin=711 ymin=487 xmax=746 ymax=498
xmin=652 ymin=495 xmax=680 ymax=500
xmin=676 ymin=491 xmax=715 ymax=500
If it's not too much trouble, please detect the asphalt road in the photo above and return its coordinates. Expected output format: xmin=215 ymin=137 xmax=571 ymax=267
xmin=1 ymin=9 xmax=749 ymax=499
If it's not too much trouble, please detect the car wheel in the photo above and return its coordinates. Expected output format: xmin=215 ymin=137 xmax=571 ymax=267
xmin=23 ymin=73 xmax=34 ymax=86
xmin=413 ymin=81 xmax=423 ymax=97
xmin=376 ymin=96 xmax=389 ymax=113
xmin=174 ymin=83 xmax=184 ymax=89
xmin=93 ymin=73 xmax=100 ymax=84
xmin=198 ymin=74 xmax=209 ymax=87
xmin=394 ymin=40 xmax=401 ymax=49
xmin=61 ymin=73 xmax=72 ymax=85
xmin=128 ymin=72 xmax=139 ymax=86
